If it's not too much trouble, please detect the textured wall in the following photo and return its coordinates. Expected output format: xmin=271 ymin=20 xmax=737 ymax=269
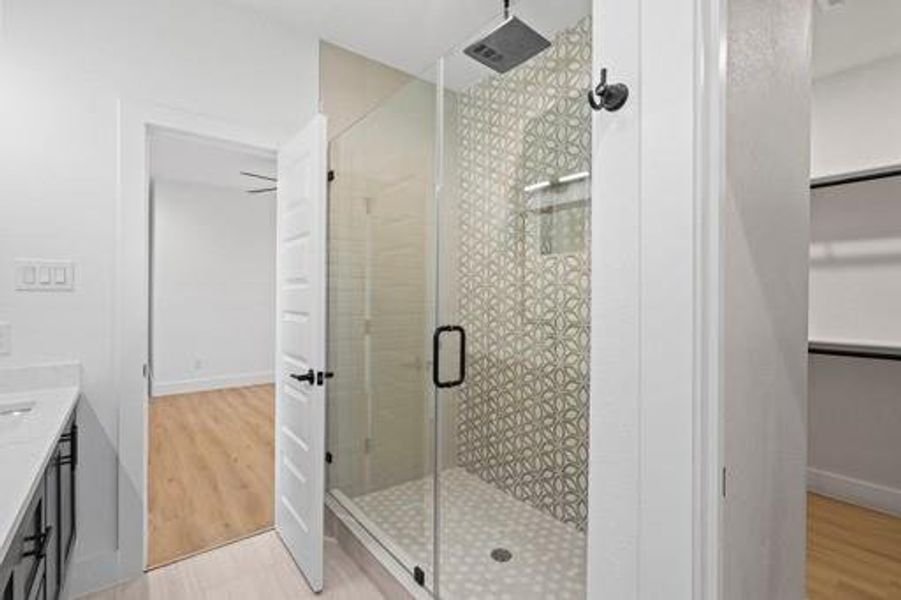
xmin=455 ymin=17 xmax=592 ymax=530
xmin=723 ymin=0 xmax=810 ymax=597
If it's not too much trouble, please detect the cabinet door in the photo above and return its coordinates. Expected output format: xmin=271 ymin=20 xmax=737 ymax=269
xmin=58 ymin=418 xmax=76 ymax=571
xmin=42 ymin=449 xmax=60 ymax=600
xmin=14 ymin=482 xmax=45 ymax=600
xmin=1 ymin=552 xmax=13 ymax=600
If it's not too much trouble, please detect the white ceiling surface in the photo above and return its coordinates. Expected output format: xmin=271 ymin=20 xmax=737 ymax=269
xmin=814 ymin=0 xmax=901 ymax=79
xmin=150 ymin=131 xmax=276 ymax=192
xmin=227 ymin=0 xmax=590 ymax=88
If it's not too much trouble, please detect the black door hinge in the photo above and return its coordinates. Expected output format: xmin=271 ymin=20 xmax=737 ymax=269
xmin=413 ymin=566 xmax=425 ymax=587
xmin=327 ymin=169 xmax=335 ymax=183
xmin=722 ymin=467 xmax=727 ymax=498
xmin=325 ymin=451 xmax=333 ymax=464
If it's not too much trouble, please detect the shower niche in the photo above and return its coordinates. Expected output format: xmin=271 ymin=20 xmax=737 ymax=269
xmin=325 ymin=11 xmax=592 ymax=600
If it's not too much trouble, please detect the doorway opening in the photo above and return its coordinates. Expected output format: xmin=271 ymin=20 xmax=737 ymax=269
xmin=807 ymin=1 xmax=901 ymax=596
xmin=146 ymin=129 xmax=278 ymax=568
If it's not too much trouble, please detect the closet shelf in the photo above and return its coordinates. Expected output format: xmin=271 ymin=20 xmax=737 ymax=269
xmin=808 ymin=340 xmax=901 ymax=361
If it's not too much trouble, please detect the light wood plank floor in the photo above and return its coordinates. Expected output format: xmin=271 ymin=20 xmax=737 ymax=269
xmin=809 ymin=493 xmax=901 ymax=599
xmin=79 ymin=531 xmax=385 ymax=600
xmin=148 ymin=385 xmax=275 ymax=567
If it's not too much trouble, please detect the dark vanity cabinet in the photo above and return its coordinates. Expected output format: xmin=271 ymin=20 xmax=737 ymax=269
xmin=0 ymin=411 xmax=77 ymax=600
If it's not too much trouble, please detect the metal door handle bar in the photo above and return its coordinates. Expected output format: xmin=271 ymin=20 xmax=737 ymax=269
xmin=432 ymin=325 xmax=466 ymax=389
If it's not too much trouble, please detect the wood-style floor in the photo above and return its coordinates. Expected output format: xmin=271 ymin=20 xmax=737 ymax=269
xmin=148 ymin=385 xmax=275 ymax=568
xmin=809 ymin=493 xmax=901 ymax=599
xmin=79 ymin=531 xmax=385 ymax=600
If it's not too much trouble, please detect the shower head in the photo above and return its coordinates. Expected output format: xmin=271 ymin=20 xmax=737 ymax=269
xmin=463 ymin=8 xmax=551 ymax=74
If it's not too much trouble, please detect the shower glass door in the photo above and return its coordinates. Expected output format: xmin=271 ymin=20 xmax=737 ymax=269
xmin=432 ymin=5 xmax=591 ymax=598
xmin=326 ymin=4 xmax=591 ymax=598
xmin=326 ymin=73 xmax=439 ymax=588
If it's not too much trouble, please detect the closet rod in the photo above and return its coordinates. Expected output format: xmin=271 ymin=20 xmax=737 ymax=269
xmin=809 ymin=341 xmax=901 ymax=362
xmin=811 ymin=167 xmax=901 ymax=190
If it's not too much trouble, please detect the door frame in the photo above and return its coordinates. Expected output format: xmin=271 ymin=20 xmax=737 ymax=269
xmin=115 ymin=99 xmax=282 ymax=577
xmin=588 ymin=0 xmax=725 ymax=598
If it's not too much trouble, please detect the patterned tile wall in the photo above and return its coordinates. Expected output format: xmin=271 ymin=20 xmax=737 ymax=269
xmin=455 ymin=16 xmax=592 ymax=531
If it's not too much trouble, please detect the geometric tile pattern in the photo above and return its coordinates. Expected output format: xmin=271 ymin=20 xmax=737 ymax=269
xmin=455 ymin=17 xmax=592 ymax=531
xmin=354 ymin=468 xmax=586 ymax=599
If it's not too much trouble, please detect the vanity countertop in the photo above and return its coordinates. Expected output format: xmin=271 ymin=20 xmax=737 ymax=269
xmin=0 ymin=362 xmax=80 ymax=562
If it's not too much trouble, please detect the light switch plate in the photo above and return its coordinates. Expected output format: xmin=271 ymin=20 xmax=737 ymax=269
xmin=15 ymin=259 xmax=75 ymax=292
xmin=0 ymin=322 xmax=10 ymax=356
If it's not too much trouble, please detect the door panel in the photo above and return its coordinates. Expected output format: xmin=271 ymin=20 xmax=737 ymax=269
xmin=275 ymin=114 xmax=327 ymax=592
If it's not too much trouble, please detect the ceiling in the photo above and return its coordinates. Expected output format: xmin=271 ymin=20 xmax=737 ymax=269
xmin=221 ymin=0 xmax=901 ymax=84
xmin=150 ymin=130 xmax=276 ymax=192
xmin=814 ymin=0 xmax=901 ymax=79
xmin=226 ymin=0 xmax=590 ymax=87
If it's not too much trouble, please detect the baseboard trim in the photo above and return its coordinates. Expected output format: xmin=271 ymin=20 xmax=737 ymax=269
xmin=151 ymin=371 xmax=274 ymax=396
xmin=808 ymin=467 xmax=901 ymax=517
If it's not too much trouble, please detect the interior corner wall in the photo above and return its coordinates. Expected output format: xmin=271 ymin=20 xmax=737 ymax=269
xmin=723 ymin=0 xmax=811 ymax=597
xmin=151 ymin=179 xmax=276 ymax=397
xmin=812 ymin=54 xmax=901 ymax=179
xmin=0 ymin=0 xmax=318 ymax=594
xmin=319 ymin=42 xmax=412 ymax=141
xmin=808 ymin=73 xmax=901 ymax=514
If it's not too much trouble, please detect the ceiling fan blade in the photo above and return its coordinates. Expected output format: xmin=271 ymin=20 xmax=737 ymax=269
xmin=240 ymin=171 xmax=277 ymax=182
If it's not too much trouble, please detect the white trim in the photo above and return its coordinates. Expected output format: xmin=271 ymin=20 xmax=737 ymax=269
xmin=808 ymin=468 xmax=901 ymax=517
xmin=115 ymin=99 xmax=282 ymax=579
xmin=694 ymin=0 xmax=726 ymax=598
xmin=151 ymin=371 xmax=275 ymax=397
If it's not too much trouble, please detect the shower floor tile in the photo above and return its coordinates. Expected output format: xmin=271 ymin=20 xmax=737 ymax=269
xmin=352 ymin=467 xmax=586 ymax=599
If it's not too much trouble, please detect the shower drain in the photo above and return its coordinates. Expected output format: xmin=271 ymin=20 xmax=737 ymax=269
xmin=490 ymin=548 xmax=513 ymax=563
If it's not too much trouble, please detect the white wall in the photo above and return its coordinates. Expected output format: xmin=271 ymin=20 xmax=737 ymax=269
xmin=808 ymin=354 xmax=901 ymax=515
xmin=812 ymin=54 xmax=901 ymax=178
xmin=808 ymin=153 xmax=901 ymax=515
xmin=0 ymin=0 xmax=318 ymax=593
xmin=151 ymin=179 xmax=276 ymax=396
xmin=723 ymin=0 xmax=810 ymax=597
xmin=809 ymin=177 xmax=901 ymax=344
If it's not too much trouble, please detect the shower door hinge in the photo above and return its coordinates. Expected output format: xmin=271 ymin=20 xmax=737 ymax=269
xmin=413 ymin=566 xmax=425 ymax=587
xmin=722 ymin=467 xmax=727 ymax=498
xmin=327 ymin=169 xmax=335 ymax=183
xmin=325 ymin=451 xmax=333 ymax=464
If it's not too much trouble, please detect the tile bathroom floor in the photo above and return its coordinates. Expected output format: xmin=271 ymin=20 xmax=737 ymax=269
xmin=352 ymin=467 xmax=586 ymax=600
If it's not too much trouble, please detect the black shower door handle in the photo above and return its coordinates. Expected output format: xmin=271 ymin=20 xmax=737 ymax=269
xmin=432 ymin=325 xmax=466 ymax=389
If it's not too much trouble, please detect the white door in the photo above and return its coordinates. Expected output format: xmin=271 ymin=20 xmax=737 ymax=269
xmin=274 ymin=114 xmax=328 ymax=592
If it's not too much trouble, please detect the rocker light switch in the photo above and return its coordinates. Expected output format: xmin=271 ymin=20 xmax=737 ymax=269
xmin=15 ymin=259 xmax=75 ymax=291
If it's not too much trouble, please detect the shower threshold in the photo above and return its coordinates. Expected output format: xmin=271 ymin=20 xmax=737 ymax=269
xmin=332 ymin=467 xmax=586 ymax=599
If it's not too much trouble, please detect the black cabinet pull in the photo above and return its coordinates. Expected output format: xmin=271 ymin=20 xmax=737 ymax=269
xmin=290 ymin=369 xmax=316 ymax=385
xmin=432 ymin=325 xmax=466 ymax=389
xmin=23 ymin=526 xmax=52 ymax=559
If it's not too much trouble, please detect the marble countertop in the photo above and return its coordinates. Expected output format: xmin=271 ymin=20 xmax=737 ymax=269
xmin=0 ymin=362 xmax=80 ymax=562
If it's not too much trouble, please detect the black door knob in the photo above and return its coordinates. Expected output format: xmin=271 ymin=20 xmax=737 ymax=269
xmin=291 ymin=369 xmax=315 ymax=385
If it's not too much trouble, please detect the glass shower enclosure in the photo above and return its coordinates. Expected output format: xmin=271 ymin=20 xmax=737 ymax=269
xmin=326 ymin=6 xmax=591 ymax=598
